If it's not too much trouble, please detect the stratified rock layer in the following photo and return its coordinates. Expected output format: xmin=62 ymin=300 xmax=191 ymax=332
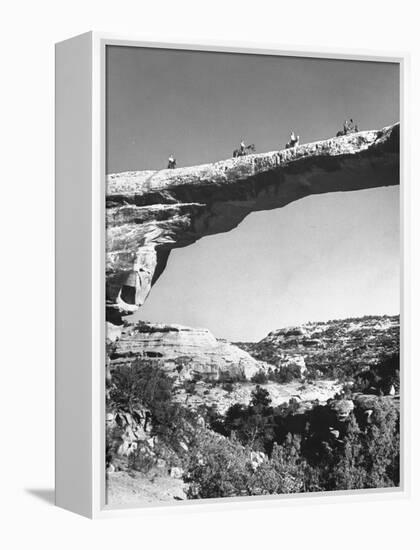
xmin=109 ymin=322 xmax=266 ymax=380
xmin=237 ymin=315 xmax=400 ymax=375
xmin=106 ymin=124 xmax=399 ymax=312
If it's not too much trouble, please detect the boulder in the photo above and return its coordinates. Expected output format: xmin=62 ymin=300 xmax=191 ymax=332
xmin=329 ymin=399 xmax=355 ymax=421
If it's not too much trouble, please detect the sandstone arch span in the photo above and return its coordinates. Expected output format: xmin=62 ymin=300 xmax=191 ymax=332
xmin=106 ymin=124 xmax=399 ymax=315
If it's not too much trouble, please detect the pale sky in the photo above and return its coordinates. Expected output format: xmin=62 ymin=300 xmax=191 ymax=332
xmin=106 ymin=46 xmax=399 ymax=341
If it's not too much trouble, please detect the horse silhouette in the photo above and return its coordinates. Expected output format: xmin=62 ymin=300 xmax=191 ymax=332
xmin=233 ymin=144 xmax=256 ymax=158
xmin=336 ymin=124 xmax=359 ymax=137
xmin=285 ymin=136 xmax=300 ymax=149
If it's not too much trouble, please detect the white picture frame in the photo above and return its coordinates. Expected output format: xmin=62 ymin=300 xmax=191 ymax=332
xmin=55 ymin=31 xmax=409 ymax=518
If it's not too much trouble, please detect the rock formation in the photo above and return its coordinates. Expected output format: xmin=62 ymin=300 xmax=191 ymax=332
xmin=108 ymin=321 xmax=266 ymax=380
xmin=106 ymin=124 xmax=399 ymax=314
xmin=329 ymin=399 xmax=355 ymax=421
xmin=236 ymin=315 xmax=400 ymax=376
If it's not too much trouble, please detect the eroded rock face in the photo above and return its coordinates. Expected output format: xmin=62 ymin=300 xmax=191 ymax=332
xmin=329 ymin=399 xmax=355 ymax=422
xmin=106 ymin=124 xmax=399 ymax=313
xmin=236 ymin=315 xmax=400 ymax=377
xmin=109 ymin=322 xmax=266 ymax=380
xmin=106 ymin=409 xmax=152 ymax=463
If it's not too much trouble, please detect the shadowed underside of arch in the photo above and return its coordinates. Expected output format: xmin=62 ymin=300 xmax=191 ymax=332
xmin=106 ymin=123 xmax=399 ymax=316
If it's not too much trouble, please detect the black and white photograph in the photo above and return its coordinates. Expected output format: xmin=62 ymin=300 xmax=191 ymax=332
xmin=104 ymin=45 xmax=400 ymax=507
xmin=5 ymin=0 xmax=420 ymax=544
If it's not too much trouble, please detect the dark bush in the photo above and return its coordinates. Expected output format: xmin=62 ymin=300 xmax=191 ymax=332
xmin=251 ymin=371 xmax=269 ymax=384
xmin=222 ymin=382 xmax=234 ymax=393
xmin=268 ymin=364 xmax=302 ymax=384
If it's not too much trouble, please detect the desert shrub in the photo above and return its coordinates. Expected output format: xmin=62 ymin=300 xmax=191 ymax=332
xmin=275 ymin=397 xmax=301 ymax=419
xmin=353 ymin=353 xmax=399 ymax=395
xmin=214 ymin=388 xmax=400 ymax=493
xmin=222 ymin=382 xmax=234 ymax=393
xmin=218 ymin=371 xmax=246 ymax=384
xmin=183 ymin=379 xmax=197 ymax=394
xmin=202 ymin=404 xmax=227 ymax=436
xmin=321 ymin=399 xmax=400 ymax=490
xmin=185 ymin=430 xmax=315 ymax=498
xmin=128 ymin=447 xmax=156 ymax=473
xmin=254 ymin=435 xmax=309 ymax=494
xmin=185 ymin=431 xmax=304 ymax=498
xmin=268 ymin=364 xmax=302 ymax=384
xmin=251 ymin=385 xmax=272 ymax=409
xmin=362 ymin=397 xmax=400 ymax=487
xmin=108 ymin=359 xmax=172 ymax=419
xmin=108 ymin=358 xmax=197 ymax=450
xmin=220 ymin=386 xmax=274 ymax=452
xmin=185 ymin=431 xmax=256 ymax=499
xmin=184 ymin=393 xmax=400 ymax=499
xmin=323 ymin=414 xmax=367 ymax=490
xmin=251 ymin=371 xmax=269 ymax=384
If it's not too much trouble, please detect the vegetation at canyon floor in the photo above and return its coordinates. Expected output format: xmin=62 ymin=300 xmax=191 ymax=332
xmin=106 ymin=315 xmax=400 ymax=503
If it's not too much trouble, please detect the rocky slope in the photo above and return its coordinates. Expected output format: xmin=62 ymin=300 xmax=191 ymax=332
xmin=175 ymin=379 xmax=341 ymax=415
xmin=106 ymin=124 xmax=399 ymax=314
xmin=236 ymin=314 xmax=400 ymax=379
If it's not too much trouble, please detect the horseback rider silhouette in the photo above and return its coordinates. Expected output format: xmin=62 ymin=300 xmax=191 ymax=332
xmin=168 ymin=154 xmax=176 ymax=169
xmin=337 ymin=119 xmax=359 ymax=137
xmin=233 ymin=140 xmax=255 ymax=157
xmin=286 ymin=131 xmax=300 ymax=149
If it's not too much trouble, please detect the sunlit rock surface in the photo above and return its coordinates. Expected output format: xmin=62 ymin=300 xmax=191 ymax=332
xmin=236 ymin=315 xmax=400 ymax=375
xmin=109 ymin=322 xmax=266 ymax=380
xmin=106 ymin=124 xmax=399 ymax=313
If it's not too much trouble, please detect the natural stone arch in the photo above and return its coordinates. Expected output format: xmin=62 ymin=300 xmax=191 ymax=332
xmin=106 ymin=124 xmax=399 ymax=316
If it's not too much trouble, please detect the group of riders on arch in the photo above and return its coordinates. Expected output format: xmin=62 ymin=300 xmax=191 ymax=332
xmin=167 ymin=119 xmax=359 ymax=168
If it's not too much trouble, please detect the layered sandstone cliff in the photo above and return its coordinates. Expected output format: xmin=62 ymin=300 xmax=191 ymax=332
xmin=108 ymin=322 xmax=266 ymax=380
